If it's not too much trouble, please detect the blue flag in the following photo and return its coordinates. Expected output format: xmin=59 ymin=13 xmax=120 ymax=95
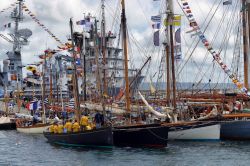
xmin=153 ymin=30 xmax=160 ymax=46
xmin=223 ymin=0 xmax=232 ymax=5
xmin=76 ymin=20 xmax=86 ymax=25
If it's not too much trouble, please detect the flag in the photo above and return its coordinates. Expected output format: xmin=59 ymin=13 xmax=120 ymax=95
xmin=3 ymin=23 xmax=11 ymax=28
xmin=153 ymin=30 xmax=160 ymax=46
xmin=151 ymin=15 xmax=161 ymax=22
xmin=173 ymin=15 xmax=181 ymax=26
xmin=32 ymin=101 xmax=38 ymax=110
xmin=84 ymin=21 xmax=93 ymax=31
xmin=28 ymin=102 xmax=33 ymax=110
xmin=76 ymin=59 xmax=81 ymax=65
xmin=223 ymin=0 xmax=232 ymax=5
xmin=67 ymin=98 xmax=75 ymax=108
xmin=28 ymin=101 xmax=38 ymax=111
xmin=164 ymin=15 xmax=181 ymax=26
xmin=43 ymin=98 xmax=49 ymax=105
xmin=152 ymin=22 xmax=161 ymax=29
xmin=175 ymin=44 xmax=182 ymax=60
xmin=76 ymin=20 xmax=86 ymax=25
xmin=175 ymin=28 xmax=181 ymax=43
xmin=26 ymin=66 xmax=36 ymax=72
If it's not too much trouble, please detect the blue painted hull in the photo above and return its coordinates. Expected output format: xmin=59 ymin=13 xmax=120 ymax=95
xmin=221 ymin=120 xmax=250 ymax=140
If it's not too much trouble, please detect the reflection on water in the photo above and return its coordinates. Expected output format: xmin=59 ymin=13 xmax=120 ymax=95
xmin=1 ymin=131 xmax=250 ymax=166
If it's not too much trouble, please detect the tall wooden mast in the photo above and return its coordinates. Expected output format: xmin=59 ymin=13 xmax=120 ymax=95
xmin=101 ymin=0 xmax=108 ymax=97
xmin=167 ymin=0 xmax=176 ymax=109
xmin=41 ymin=51 xmax=47 ymax=123
xmin=70 ymin=18 xmax=81 ymax=123
xmin=94 ymin=19 xmax=101 ymax=99
xmin=165 ymin=0 xmax=171 ymax=106
xmin=121 ymin=0 xmax=131 ymax=113
xmin=247 ymin=1 xmax=250 ymax=89
xmin=49 ymin=63 xmax=53 ymax=105
xmin=243 ymin=0 xmax=249 ymax=89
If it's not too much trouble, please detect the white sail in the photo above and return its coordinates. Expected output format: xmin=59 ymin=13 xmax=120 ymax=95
xmin=138 ymin=91 xmax=168 ymax=119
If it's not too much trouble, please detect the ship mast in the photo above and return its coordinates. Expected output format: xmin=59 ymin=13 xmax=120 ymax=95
xmin=121 ymin=0 xmax=131 ymax=113
xmin=41 ymin=51 xmax=47 ymax=123
xmin=13 ymin=0 xmax=23 ymax=52
xmin=166 ymin=0 xmax=176 ymax=109
xmin=101 ymin=0 xmax=108 ymax=97
xmin=11 ymin=0 xmax=24 ymax=85
xmin=94 ymin=19 xmax=102 ymax=100
xmin=243 ymin=0 xmax=249 ymax=89
xmin=70 ymin=18 xmax=81 ymax=123
xmin=165 ymin=0 xmax=171 ymax=106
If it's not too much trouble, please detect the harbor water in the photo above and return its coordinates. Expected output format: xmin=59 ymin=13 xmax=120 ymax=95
xmin=0 ymin=131 xmax=250 ymax=166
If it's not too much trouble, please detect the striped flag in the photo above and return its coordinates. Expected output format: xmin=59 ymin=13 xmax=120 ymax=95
xmin=44 ymin=98 xmax=49 ymax=105
xmin=76 ymin=20 xmax=86 ymax=25
xmin=67 ymin=98 xmax=75 ymax=108
xmin=151 ymin=15 xmax=161 ymax=22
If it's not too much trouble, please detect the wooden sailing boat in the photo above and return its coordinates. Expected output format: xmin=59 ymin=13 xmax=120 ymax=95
xmin=112 ymin=0 xmax=169 ymax=147
xmin=16 ymin=51 xmax=50 ymax=134
xmin=43 ymin=18 xmax=113 ymax=147
xmin=220 ymin=0 xmax=250 ymax=140
xmin=141 ymin=0 xmax=221 ymax=141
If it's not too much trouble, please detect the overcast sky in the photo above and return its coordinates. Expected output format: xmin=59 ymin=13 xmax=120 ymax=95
xmin=0 ymin=0 xmax=243 ymax=85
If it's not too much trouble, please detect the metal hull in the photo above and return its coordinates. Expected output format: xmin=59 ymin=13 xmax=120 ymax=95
xmin=168 ymin=122 xmax=220 ymax=141
xmin=17 ymin=124 xmax=50 ymax=134
xmin=43 ymin=127 xmax=113 ymax=147
xmin=113 ymin=124 xmax=168 ymax=147
xmin=221 ymin=120 xmax=250 ymax=140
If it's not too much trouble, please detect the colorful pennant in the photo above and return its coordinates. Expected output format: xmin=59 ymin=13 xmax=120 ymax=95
xmin=21 ymin=3 xmax=64 ymax=45
xmin=180 ymin=0 xmax=249 ymax=96
xmin=0 ymin=1 xmax=18 ymax=14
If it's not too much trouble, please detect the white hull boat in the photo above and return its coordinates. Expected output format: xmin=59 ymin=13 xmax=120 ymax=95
xmin=16 ymin=123 xmax=50 ymax=134
xmin=168 ymin=122 xmax=220 ymax=141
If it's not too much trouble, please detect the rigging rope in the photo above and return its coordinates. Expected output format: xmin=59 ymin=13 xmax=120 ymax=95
xmin=0 ymin=1 xmax=18 ymax=15
xmin=179 ymin=0 xmax=250 ymax=97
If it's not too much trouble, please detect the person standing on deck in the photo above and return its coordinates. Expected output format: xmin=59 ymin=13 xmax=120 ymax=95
xmin=94 ymin=111 xmax=102 ymax=129
xmin=80 ymin=114 xmax=89 ymax=131
xmin=53 ymin=123 xmax=58 ymax=133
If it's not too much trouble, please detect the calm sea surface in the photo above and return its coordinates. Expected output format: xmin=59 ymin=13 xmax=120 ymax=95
xmin=0 ymin=130 xmax=250 ymax=166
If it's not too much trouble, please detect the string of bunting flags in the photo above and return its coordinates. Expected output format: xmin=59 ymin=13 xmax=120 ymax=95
xmin=21 ymin=3 xmax=64 ymax=45
xmin=180 ymin=0 xmax=250 ymax=96
xmin=0 ymin=1 xmax=18 ymax=14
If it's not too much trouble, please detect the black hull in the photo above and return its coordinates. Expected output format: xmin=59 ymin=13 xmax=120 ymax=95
xmin=43 ymin=127 xmax=113 ymax=147
xmin=0 ymin=122 xmax=16 ymax=130
xmin=113 ymin=124 xmax=169 ymax=147
xmin=221 ymin=120 xmax=250 ymax=140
